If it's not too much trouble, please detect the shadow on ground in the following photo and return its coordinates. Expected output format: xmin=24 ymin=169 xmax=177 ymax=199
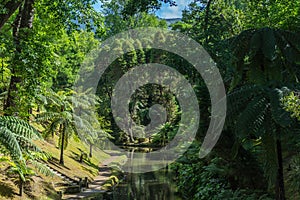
xmin=0 ymin=182 xmax=15 ymax=198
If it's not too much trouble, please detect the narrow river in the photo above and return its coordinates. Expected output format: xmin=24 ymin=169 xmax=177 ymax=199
xmin=95 ymin=146 xmax=182 ymax=200
xmin=106 ymin=170 xmax=182 ymax=200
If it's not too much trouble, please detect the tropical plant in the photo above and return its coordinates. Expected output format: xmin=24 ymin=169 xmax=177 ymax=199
xmin=36 ymin=90 xmax=78 ymax=165
xmin=227 ymin=27 xmax=300 ymax=200
xmin=282 ymin=92 xmax=300 ymax=121
xmin=0 ymin=116 xmax=52 ymax=196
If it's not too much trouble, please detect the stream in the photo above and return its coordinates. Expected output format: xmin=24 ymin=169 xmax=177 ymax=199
xmin=106 ymin=170 xmax=182 ymax=200
xmin=94 ymin=146 xmax=182 ymax=200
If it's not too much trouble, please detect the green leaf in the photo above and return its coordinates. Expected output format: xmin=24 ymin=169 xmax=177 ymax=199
xmin=235 ymin=96 xmax=268 ymax=139
xmin=262 ymin=28 xmax=276 ymax=61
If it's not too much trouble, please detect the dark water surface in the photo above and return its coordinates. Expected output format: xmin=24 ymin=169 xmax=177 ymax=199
xmin=93 ymin=146 xmax=182 ymax=200
xmin=107 ymin=170 xmax=182 ymax=200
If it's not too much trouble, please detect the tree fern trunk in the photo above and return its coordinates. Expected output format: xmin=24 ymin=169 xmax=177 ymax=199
xmin=19 ymin=178 xmax=23 ymax=196
xmin=59 ymin=126 xmax=65 ymax=165
xmin=89 ymin=144 xmax=93 ymax=158
xmin=275 ymin=139 xmax=286 ymax=200
xmin=204 ymin=0 xmax=213 ymax=44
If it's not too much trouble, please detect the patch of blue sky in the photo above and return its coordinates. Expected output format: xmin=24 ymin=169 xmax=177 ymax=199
xmin=93 ymin=0 xmax=194 ymax=19
xmin=156 ymin=0 xmax=193 ymax=19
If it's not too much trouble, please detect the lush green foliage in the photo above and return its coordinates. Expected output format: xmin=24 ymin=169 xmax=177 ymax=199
xmin=0 ymin=116 xmax=52 ymax=196
xmin=0 ymin=0 xmax=299 ymax=199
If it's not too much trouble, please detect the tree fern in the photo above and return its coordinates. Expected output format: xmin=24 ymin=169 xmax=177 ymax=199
xmin=226 ymin=85 xmax=263 ymax=125
xmin=231 ymin=28 xmax=300 ymax=88
xmin=0 ymin=116 xmax=41 ymax=160
xmin=229 ymin=27 xmax=299 ymax=199
xmin=36 ymin=90 xmax=80 ymax=165
xmin=0 ymin=116 xmax=52 ymax=196
xmin=235 ymin=96 xmax=268 ymax=139
xmin=261 ymin=28 xmax=276 ymax=61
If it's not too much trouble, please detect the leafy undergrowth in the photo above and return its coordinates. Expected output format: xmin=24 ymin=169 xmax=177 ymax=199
xmin=0 ymin=159 xmax=61 ymax=200
xmin=0 ymin=135 xmax=110 ymax=199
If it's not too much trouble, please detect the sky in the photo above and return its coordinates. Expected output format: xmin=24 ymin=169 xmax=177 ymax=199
xmin=156 ymin=0 xmax=193 ymax=18
xmin=93 ymin=0 xmax=193 ymax=19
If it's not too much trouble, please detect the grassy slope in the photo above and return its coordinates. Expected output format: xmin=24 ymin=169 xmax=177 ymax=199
xmin=0 ymin=135 xmax=110 ymax=200
xmin=37 ymin=135 xmax=110 ymax=180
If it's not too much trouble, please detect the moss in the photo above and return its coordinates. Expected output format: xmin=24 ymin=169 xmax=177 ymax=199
xmin=101 ymin=169 xmax=123 ymax=191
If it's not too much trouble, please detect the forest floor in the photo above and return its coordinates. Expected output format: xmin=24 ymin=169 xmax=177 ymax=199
xmin=0 ymin=136 xmax=117 ymax=200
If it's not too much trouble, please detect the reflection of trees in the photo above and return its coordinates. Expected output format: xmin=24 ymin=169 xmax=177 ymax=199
xmin=112 ymin=170 xmax=177 ymax=200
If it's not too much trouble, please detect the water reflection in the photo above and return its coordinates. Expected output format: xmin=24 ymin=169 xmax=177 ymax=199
xmin=106 ymin=170 xmax=182 ymax=200
xmin=93 ymin=147 xmax=182 ymax=200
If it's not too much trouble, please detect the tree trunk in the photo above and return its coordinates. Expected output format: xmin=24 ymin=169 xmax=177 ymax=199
xmin=89 ymin=144 xmax=93 ymax=158
xmin=79 ymin=152 xmax=84 ymax=163
xmin=204 ymin=0 xmax=213 ymax=44
xmin=0 ymin=0 xmax=23 ymax=30
xmin=275 ymin=139 xmax=286 ymax=200
xmin=59 ymin=128 xmax=65 ymax=165
xmin=4 ymin=0 xmax=35 ymax=114
xmin=19 ymin=178 xmax=23 ymax=196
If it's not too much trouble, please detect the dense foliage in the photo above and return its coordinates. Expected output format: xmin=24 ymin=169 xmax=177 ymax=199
xmin=0 ymin=0 xmax=299 ymax=199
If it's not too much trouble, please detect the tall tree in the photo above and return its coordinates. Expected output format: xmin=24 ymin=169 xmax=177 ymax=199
xmin=4 ymin=0 xmax=35 ymax=114
xmin=1 ymin=0 xmax=105 ymax=115
xmin=228 ymin=28 xmax=300 ymax=200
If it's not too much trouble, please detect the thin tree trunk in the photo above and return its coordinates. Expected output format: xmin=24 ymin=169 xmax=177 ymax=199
xmin=275 ymin=139 xmax=286 ymax=200
xmin=59 ymin=127 xmax=65 ymax=165
xmin=204 ymin=0 xmax=213 ymax=44
xmin=19 ymin=178 xmax=23 ymax=196
xmin=89 ymin=143 xmax=93 ymax=158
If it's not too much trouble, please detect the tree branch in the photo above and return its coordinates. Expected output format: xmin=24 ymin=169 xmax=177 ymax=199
xmin=0 ymin=0 xmax=24 ymax=30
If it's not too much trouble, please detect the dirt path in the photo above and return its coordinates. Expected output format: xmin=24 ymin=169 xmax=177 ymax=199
xmin=62 ymin=156 xmax=120 ymax=199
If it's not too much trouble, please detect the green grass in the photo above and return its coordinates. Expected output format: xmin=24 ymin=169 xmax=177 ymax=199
xmin=0 ymin=134 xmax=110 ymax=200
xmin=36 ymin=135 xmax=110 ymax=181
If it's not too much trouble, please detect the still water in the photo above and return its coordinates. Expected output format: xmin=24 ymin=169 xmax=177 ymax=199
xmin=93 ymin=147 xmax=182 ymax=200
xmin=106 ymin=170 xmax=182 ymax=200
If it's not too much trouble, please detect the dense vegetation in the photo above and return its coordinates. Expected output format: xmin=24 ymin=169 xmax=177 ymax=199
xmin=0 ymin=0 xmax=299 ymax=199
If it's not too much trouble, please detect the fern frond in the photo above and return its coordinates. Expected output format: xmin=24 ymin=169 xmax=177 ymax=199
xmin=29 ymin=160 xmax=54 ymax=177
xmin=0 ymin=127 xmax=23 ymax=160
xmin=227 ymin=85 xmax=264 ymax=125
xmin=36 ymin=112 xmax=60 ymax=122
xmin=235 ymin=96 xmax=268 ymax=139
xmin=0 ymin=116 xmax=41 ymax=139
xmin=13 ymin=134 xmax=42 ymax=153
